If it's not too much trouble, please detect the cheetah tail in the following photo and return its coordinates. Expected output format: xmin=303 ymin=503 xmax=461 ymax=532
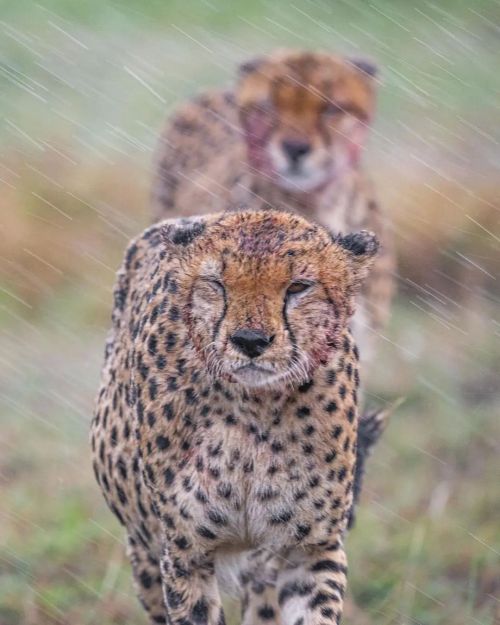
xmin=347 ymin=396 xmax=405 ymax=530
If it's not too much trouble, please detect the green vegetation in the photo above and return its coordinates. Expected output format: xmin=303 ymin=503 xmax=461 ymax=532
xmin=1 ymin=1 xmax=499 ymax=623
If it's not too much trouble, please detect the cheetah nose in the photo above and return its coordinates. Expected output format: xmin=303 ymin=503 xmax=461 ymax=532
xmin=230 ymin=329 xmax=275 ymax=359
xmin=282 ymin=139 xmax=311 ymax=164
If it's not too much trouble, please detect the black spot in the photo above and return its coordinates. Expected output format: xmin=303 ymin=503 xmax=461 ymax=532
xmin=165 ymin=584 xmax=182 ymax=609
xmin=259 ymin=486 xmax=278 ymax=501
xmin=325 ymin=450 xmax=337 ymax=463
xmin=163 ymin=514 xmax=175 ymax=529
xmin=116 ymin=483 xmax=128 ymax=506
xmin=148 ymin=334 xmax=158 ymax=356
xmin=295 ymin=524 xmax=311 ymax=539
xmin=298 ymin=379 xmax=314 ymax=393
xmin=343 ymin=336 xmax=351 ymax=353
xmin=166 ymin=333 xmax=177 ymax=352
xmin=270 ymin=509 xmax=293 ymax=524
xmin=164 ymin=467 xmax=175 ymax=485
xmin=278 ymin=581 xmax=314 ymax=605
xmin=331 ymin=425 xmax=343 ymax=439
xmin=117 ymin=457 xmax=127 ymax=480
xmin=325 ymin=401 xmax=337 ymax=413
xmin=347 ymin=406 xmax=355 ymax=423
xmin=326 ymin=370 xmax=336 ymax=385
xmin=163 ymin=403 xmax=174 ymax=420
xmin=185 ymin=387 xmax=196 ymax=404
xmin=196 ymin=525 xmax=217 ymax=540
xmin=310 ymin=560 xmax=347 ymax=574
xmin=325 ymin=579 xmax=346 ymax=597
xmin=139 ymin=570 xmax=153 ymax=589
xmin=173 ymin=536 xmax=190 ymax=552
xmin=309 ymin=475 xmax=320 ymax=488
xmin=110 ymin=503 xmax=125 ymax=526
xmin=309 ymin=591 xmax=334 ymax=609
xmin=217 ymin=610 xmax=226 ymax=625
xmin=149 ymin=378 xmax=158 ymax=401
xmin=136 ymin=401 xmax=144 ymax=424
xmin=217 ymin=482 xmax=232 ymax=498
xmin=297 ymin=406 xmax=311 ymax=419
xmin=156 ymin=435 xmax=170 ymax=450
xmin=169 ymin=306 xmax=181 ymax=321
xmin=145 ymin=464 xmax=155 ymax=483
xmin=192 ymin=598 xmax=209 ymax=624
xmin=207 ymin=508 xmax=228 ymax=525
xmin=208 ymin=466 xmax=220 ymax=479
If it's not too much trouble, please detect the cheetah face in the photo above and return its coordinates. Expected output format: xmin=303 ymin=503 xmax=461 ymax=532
xmin=237 ymin=51 xmax=377 ymax=193
xmin=162 ymin=212 xmax=378 ymax=391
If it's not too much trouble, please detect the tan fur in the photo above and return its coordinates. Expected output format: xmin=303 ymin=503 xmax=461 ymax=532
xmin=151 ymin=50 xmax=395 ymax=365
xmin=91 ymin=211 xmax=378 ymax=625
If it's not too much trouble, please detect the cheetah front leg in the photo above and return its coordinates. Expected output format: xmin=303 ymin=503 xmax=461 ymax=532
xmin=276 ymin=542 xmax=347 ymax=625
xmin=161 ymin=546 xmax=225 ymax=625
xmin=240 ymin=552 xmax=282 ymax=625
xmin=242 ymin=581 xmax=282 ymax=625
xmin=127 ymin=535 xmax=168 ymax=624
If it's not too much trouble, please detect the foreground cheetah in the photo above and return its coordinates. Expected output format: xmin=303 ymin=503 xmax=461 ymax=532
xmin=91 ymin=210 xmax=379 ymax=625
xmin=152 ymin=49 xmax=395 ymax=365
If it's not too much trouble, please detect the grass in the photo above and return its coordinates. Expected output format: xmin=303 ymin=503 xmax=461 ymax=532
xmin=1 ymin=301 xmax=499 ymax=625
xmin=1 ymin=0 xmax=499 ymax=623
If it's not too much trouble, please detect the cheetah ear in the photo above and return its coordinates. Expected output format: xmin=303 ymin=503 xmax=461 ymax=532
xmin=334 ymin=230 xmax=379 ymax=286
xmin=347 ymin=57 xmax=379 ymax=79
xmin=161 ymin=220 xmax=206 ymax=249
xmin=238 ymin=56 xmax=266 ymax=77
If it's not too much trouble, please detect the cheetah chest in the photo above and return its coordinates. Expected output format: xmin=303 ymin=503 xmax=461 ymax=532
xmin=156 ymin=410 xmax=355 ymax=553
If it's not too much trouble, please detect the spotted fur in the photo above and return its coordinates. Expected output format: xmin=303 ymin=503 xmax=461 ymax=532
xmin=91 ymin=211 xmax=379 ymax=625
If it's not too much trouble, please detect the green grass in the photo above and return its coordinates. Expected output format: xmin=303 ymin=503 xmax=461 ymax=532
xmin=1 ymin=302 xmax=499 ymax=624
xmin=1 ymin=1 xmax=499 ymax=623
xmin=2 ymin=0 xmax=499 ymax=153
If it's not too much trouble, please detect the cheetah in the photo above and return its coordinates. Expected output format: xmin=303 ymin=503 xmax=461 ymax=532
xmin=151 ymin=49 xmax=395 ymax=367
xmin=91 ymin=210 xmax=379 ymax=625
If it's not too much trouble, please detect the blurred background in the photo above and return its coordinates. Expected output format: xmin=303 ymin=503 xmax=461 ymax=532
xmin=1 ymin=1 xmax=499 ymax=624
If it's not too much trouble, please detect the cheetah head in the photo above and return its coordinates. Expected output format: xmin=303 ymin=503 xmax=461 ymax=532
xmin=162 ymin=211 xmax=378 ymax=390
xmin=237 ymin=49 xmax=378 ymax=193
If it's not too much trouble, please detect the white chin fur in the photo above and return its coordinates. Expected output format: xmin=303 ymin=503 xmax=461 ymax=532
xmin=231 ymin=367 xmax=289 ymax=389
xmin=275 ymin=170 xmax=329 ymax=193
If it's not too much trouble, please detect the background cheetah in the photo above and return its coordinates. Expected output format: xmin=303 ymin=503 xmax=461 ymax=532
xmin=91 ymin=210 xmax=379 ymax=624
xmin=151 ymin=49 xmax=395 ymax=367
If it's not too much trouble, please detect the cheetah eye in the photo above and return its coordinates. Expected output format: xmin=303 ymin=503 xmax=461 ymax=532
xmin=323 ymin=102 xmax=343 ymax=116
xmin=203 ymin=278 xmax=224 ymax=293
xmin=286 ymin=281 xmax=313 ymax=297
